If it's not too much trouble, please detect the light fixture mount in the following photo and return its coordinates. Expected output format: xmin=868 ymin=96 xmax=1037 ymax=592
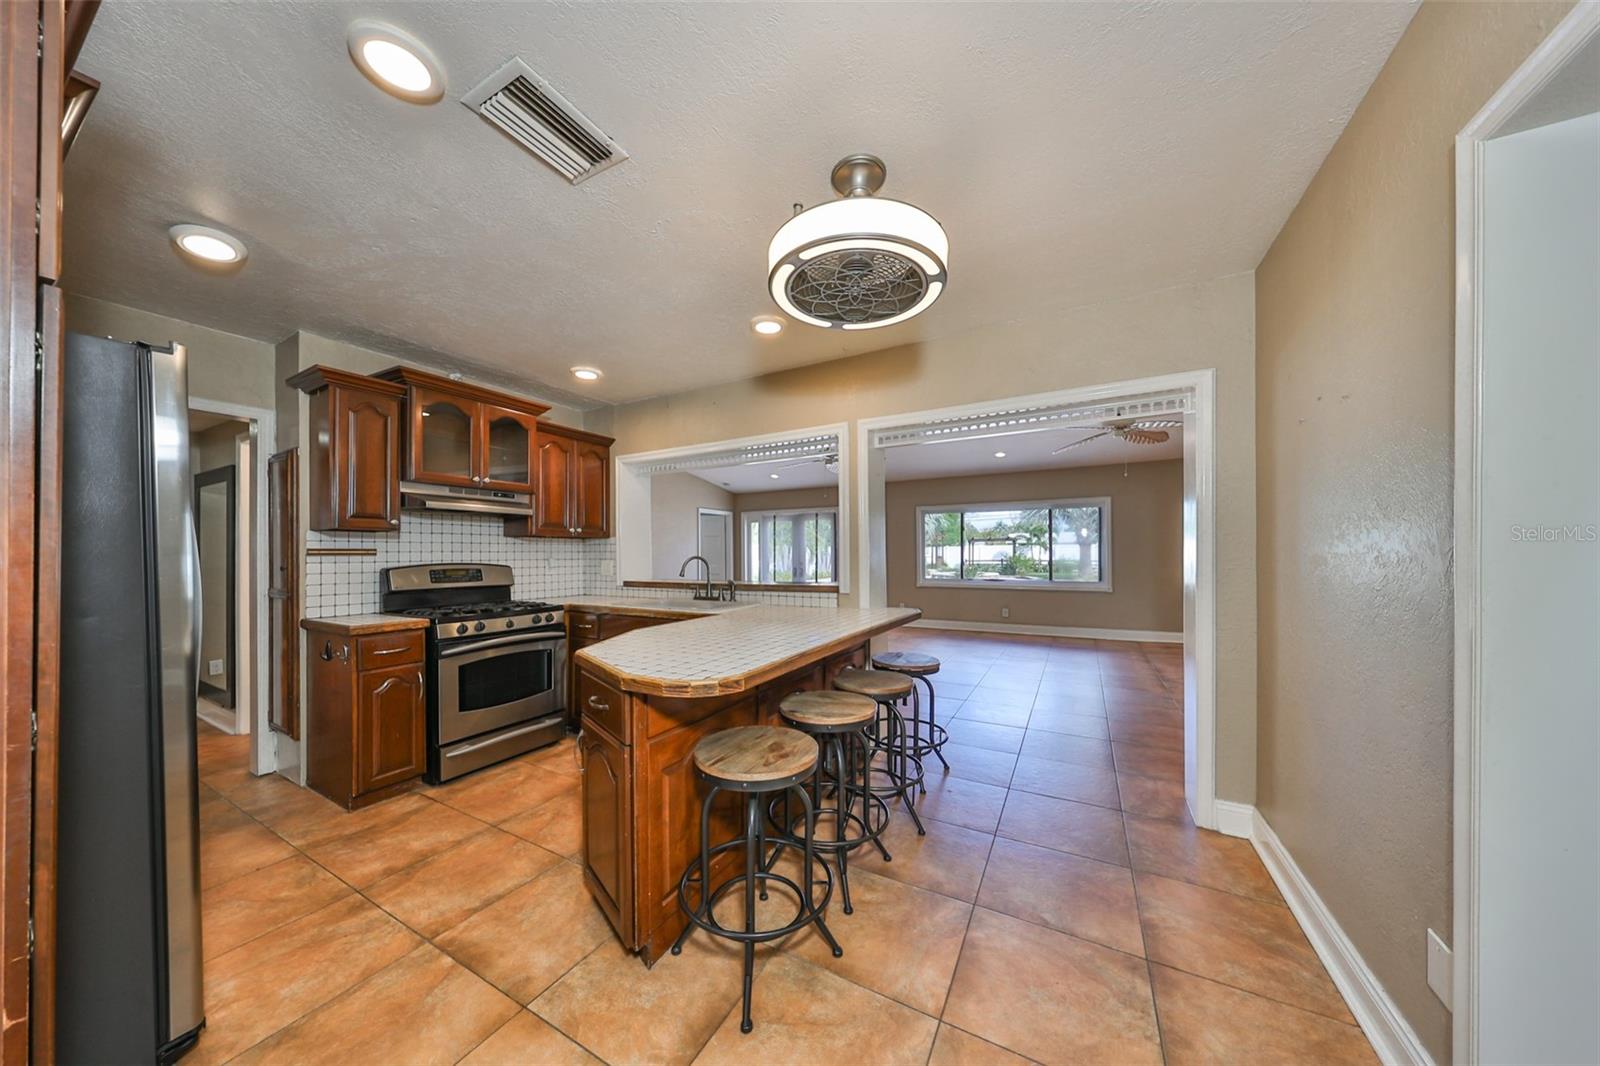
xmin=168 ymin=224 xmax=246 ymax=265
xmin=768 ymin=154 xmax=948 ymax=331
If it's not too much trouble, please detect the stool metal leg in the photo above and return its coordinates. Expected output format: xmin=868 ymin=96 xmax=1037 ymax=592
xmin=887 ymin=705 xmax=927 ymax=836
xmin=792 ymin=783 xmax=842 ymax=958
xmin=740 ymin=793 xmax=758 ymax=1034
xmin=921 ymin=674 xmax=950 ymax=770
xmin=828 ymin=735 xmax=854 ymax=915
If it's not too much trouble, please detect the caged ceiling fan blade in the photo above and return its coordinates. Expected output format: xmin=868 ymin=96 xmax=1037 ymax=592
xmin=1051 ymin=431 xmax=1110 ymax=455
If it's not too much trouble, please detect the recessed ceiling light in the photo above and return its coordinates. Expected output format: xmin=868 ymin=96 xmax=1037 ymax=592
xmin=168 ymin=224 xmax=246 ymax=264
xmin=993 ymin=451 xmax=1006 ymax=458
xmin=571 ymin=367 xmax=602 ymax=382
xmin=769 ymin=473 xmax=781 ymax=480
xmin=751 ymin=315 xmax=785 ymax=337
xmin=347 ymin=20 xmax=444 ymax=103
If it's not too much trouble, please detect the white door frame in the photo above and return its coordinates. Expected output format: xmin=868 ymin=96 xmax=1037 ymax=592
xmin=1451 ymin=5 xmax=1600 ymax=1059
xmin=696 ymin=507 xmax=734 ymax=582
xmin=853 ymin=368 xmax=1219 ymax=830
xmin=188 ymin=396 xmax=277 ymax=776
xmin=613 ymin=421 xmax=852 ymax=593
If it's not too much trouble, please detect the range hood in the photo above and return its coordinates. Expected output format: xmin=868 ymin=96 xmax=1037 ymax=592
xmin=400 ymin=481 xmax=533 ymax=517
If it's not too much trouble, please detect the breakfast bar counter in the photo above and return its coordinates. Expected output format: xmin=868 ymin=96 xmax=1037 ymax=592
xmin=569 ymin=604 xmax=920 ymax=962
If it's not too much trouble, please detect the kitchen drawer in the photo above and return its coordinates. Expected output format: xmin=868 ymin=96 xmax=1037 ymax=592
xmin=599 ymin=613 xmax=671 ymax=640
xmin=358 ymin=630 xmax=424 ymax=670
xmin=578 ymin=669 xmax=628 ymax=742
xmin=569 ymin=611 xmax=601 ymax=642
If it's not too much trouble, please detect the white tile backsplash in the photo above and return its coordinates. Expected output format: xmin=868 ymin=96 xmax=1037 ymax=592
xmin=303 ymin=512 xmax=838 ymax=617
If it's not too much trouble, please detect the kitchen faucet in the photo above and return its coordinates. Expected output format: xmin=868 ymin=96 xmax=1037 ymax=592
xmin=679 ymin=555 xmax=718 ymax=601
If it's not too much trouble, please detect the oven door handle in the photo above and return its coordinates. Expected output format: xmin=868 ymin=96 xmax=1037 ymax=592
xmin=437 ymin=632 xmax=564 ymax=658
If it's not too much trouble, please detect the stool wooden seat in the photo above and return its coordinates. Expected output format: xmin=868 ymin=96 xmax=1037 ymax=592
xmin=778 ymin=690 xmax=877 ymax=731
xmin=833 ymin=667 xmax=914 ymax=699
xmin=872 ymin=651 xmax=940 ymax=676
xmin=694 ymin=726 xmax=817 ymax=790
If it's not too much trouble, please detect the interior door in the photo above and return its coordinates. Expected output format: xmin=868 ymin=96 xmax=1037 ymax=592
xmin=535 ymin=432 xmax=575 ymax=536
xmin=267 ymin=449 xmax=299 ymax=740
xmin=697 ymin=509 xmax=733 ymax=582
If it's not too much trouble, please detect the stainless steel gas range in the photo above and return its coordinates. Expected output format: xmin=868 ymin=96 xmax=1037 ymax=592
xmin=380 ymin=564 xmax=566 ymax=782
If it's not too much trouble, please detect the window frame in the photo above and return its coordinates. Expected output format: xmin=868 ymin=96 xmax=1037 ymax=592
xmin=742 ymin=506 xmax=840 ymax=585
xmin=914 ymin=497 xmax=1112 ymax=593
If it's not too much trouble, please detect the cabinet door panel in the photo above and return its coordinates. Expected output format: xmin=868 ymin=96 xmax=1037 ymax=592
xmin=411 ymin=387 xmax=478 ymax=487
xmin=334 ymin=388 xmax=401 ymax=529
xmin=535 ymin=432 xmax=575 ymax=536
xmin=356 ymin=665 xmax=426 ymax=794
xmin=572 ymin=440 xmax=609 ymax=537
xmin=581 ymin=726 xmax=631 ymax=939
xmin=480 ymin=404 xmax=537 ymax=493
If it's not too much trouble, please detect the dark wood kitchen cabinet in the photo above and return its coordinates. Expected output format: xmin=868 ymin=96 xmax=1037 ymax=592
xmin=287 ymin=366 xmax=405 ymax=532
xmin=374 ymin=366 xmax=549 ymax=494
xmin=506 ymin=423 xmax=613 ymax=539
xmin=579 ymin=704 xmax=632 ymax=940
xmin=301 ymin=619 xmax=429 ymax=809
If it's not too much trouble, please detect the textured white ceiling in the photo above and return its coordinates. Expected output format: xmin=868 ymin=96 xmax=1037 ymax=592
xmin=883 ymin=422 xmax=1182 ymax=481
xmin=689 ymin=458 xmax=839 ymax=494
xmin=66 ymin=1 xmax=1416 ymax=406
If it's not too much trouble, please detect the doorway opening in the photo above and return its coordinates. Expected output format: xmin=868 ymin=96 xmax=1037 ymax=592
xmin=187 ymin=399 xmax=277 ymax=776
xmin=855 ymin=370 xmax=1221 ymax=829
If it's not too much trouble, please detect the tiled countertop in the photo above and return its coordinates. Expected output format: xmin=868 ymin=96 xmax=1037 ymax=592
xmin=562 ymin=595 xmax=753 ymax=619
xmin=573 ymin=605 xmax=922 ymax=698
xmin=300 ymin=613 xmax=429 ymax=635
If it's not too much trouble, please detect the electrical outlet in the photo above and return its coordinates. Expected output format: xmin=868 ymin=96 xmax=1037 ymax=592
xmin=1426 ymin=928 xmax=1453 ymax=1009
xmin=207 ymin=659 xmax=224 ymax=677
xmin=1000 ymin=606 xmax=1010 ymax=619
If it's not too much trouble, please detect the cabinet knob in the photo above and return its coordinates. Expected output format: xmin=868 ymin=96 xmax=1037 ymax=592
xmin=389 ymin=518 xmax=400 ymax=527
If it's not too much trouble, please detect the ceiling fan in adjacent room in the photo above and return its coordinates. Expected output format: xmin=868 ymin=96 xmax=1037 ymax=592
xmin=767 ymin=452 xmax=840 ymax=474
xmin=1051 ymin=418 xmax=1183 ymax=454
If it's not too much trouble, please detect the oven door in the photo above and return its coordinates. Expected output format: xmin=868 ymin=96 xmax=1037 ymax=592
xmin=435 ymin=631 xmax=566 ymax=744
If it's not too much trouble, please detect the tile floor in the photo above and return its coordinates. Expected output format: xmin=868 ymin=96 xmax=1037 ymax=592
xmin=191 ymin=629 xmax=1377 ymax=1065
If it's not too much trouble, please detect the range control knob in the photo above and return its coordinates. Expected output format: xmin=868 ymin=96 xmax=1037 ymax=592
xmin=455 ymin=623 xmax=468 ymax=635
xmin=544 ymin=613 xmax=555 ymax=623
xmin=504 ymin=619 xmax=515 ymax=629
xmin=473 ymin=621 xmax=486 ymax=632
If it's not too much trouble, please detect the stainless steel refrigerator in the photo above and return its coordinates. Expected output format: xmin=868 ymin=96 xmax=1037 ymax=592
xmin=57 ymin=333 xmax=206 ymax=1062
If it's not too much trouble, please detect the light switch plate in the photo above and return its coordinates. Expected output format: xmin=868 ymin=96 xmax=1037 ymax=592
xmin=208 ymin=659 xmax=224 ymax=677
xmin=1427 ymin=928 xmax=1453 ymax=1009
xmin=1001 ymin=606 xmax=1010 ymax=619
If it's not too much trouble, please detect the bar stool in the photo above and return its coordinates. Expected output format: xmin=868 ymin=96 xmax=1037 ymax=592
xmin=833 ymin=667 xmax=927 ymax=836
xmin=672 ymin=725 xmax=843 ymax=1034
xmin=771 ymin=690 xmax=891 ymax=916
xmin=872 ymin=651 xmax=950 ymax=772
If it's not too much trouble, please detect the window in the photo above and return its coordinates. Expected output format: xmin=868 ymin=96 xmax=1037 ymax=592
xmin=917 ymin=498 xmax=1110 ymax=591
xmin=744 ymin=509 xmax=837 ymax=584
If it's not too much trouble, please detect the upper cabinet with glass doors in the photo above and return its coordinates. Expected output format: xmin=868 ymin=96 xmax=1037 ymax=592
xmin=374 ymin=367 xmax=548 ymax=494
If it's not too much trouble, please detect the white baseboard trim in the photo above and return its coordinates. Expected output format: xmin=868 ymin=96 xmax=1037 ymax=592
xmin=1250 ymin=808 xmax=1435 ymax=1066
xmin=196 ymin=702 xmax=237 ymax=735
xmin=905 ymin=618 xmax=1183 ymax=643
xmin=1213 ymin=799 xmax=1255 ymax=839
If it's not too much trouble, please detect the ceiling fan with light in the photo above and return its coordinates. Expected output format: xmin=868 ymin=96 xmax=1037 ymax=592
xmin=1051 ymin=419 xmax=1182 ymax=455
xmin=766 ymin=452 xmax=840 ymax=474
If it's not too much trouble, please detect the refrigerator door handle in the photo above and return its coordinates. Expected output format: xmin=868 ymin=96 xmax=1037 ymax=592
xmin=190 ymin=517 xmax=202 ymax=693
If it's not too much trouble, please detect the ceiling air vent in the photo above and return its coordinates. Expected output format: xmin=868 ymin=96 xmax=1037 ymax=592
xmin=461 ymin=57 xmax=628 ymax=184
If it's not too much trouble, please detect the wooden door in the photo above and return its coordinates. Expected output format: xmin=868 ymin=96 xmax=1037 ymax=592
xmin=572 ymin=439 xmax=609 ymax=537
xmin=535 ymin=431 xmax=575 ymax=536
xmin=478 ymin=403 xmax=537 ymax=493
xmin=355 ymin=664 xmax=426 ymax=795
xmin=408 ymin=386 xmax=478 ymax=487
xmin=332 ymin=386 xmax=401 ymax=530
xmin=580 ymin=725 xmax=632 ymax=939
xmin=267 ymin=449 xmax=300 ymax=739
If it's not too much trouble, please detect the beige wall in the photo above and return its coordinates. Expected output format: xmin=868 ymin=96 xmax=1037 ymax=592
xmin=650 ymin=472 xmax=734 ymax=578
xmin=66 ymin=293 xmax=277 ymax=410
xmin=885 ymin=461 xmax=1181 ymax=633
xmin=1254 ymin=3 xmax=1573 ymax=1060
xmin=594 ymin=272 xmax=1257 ymax=800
